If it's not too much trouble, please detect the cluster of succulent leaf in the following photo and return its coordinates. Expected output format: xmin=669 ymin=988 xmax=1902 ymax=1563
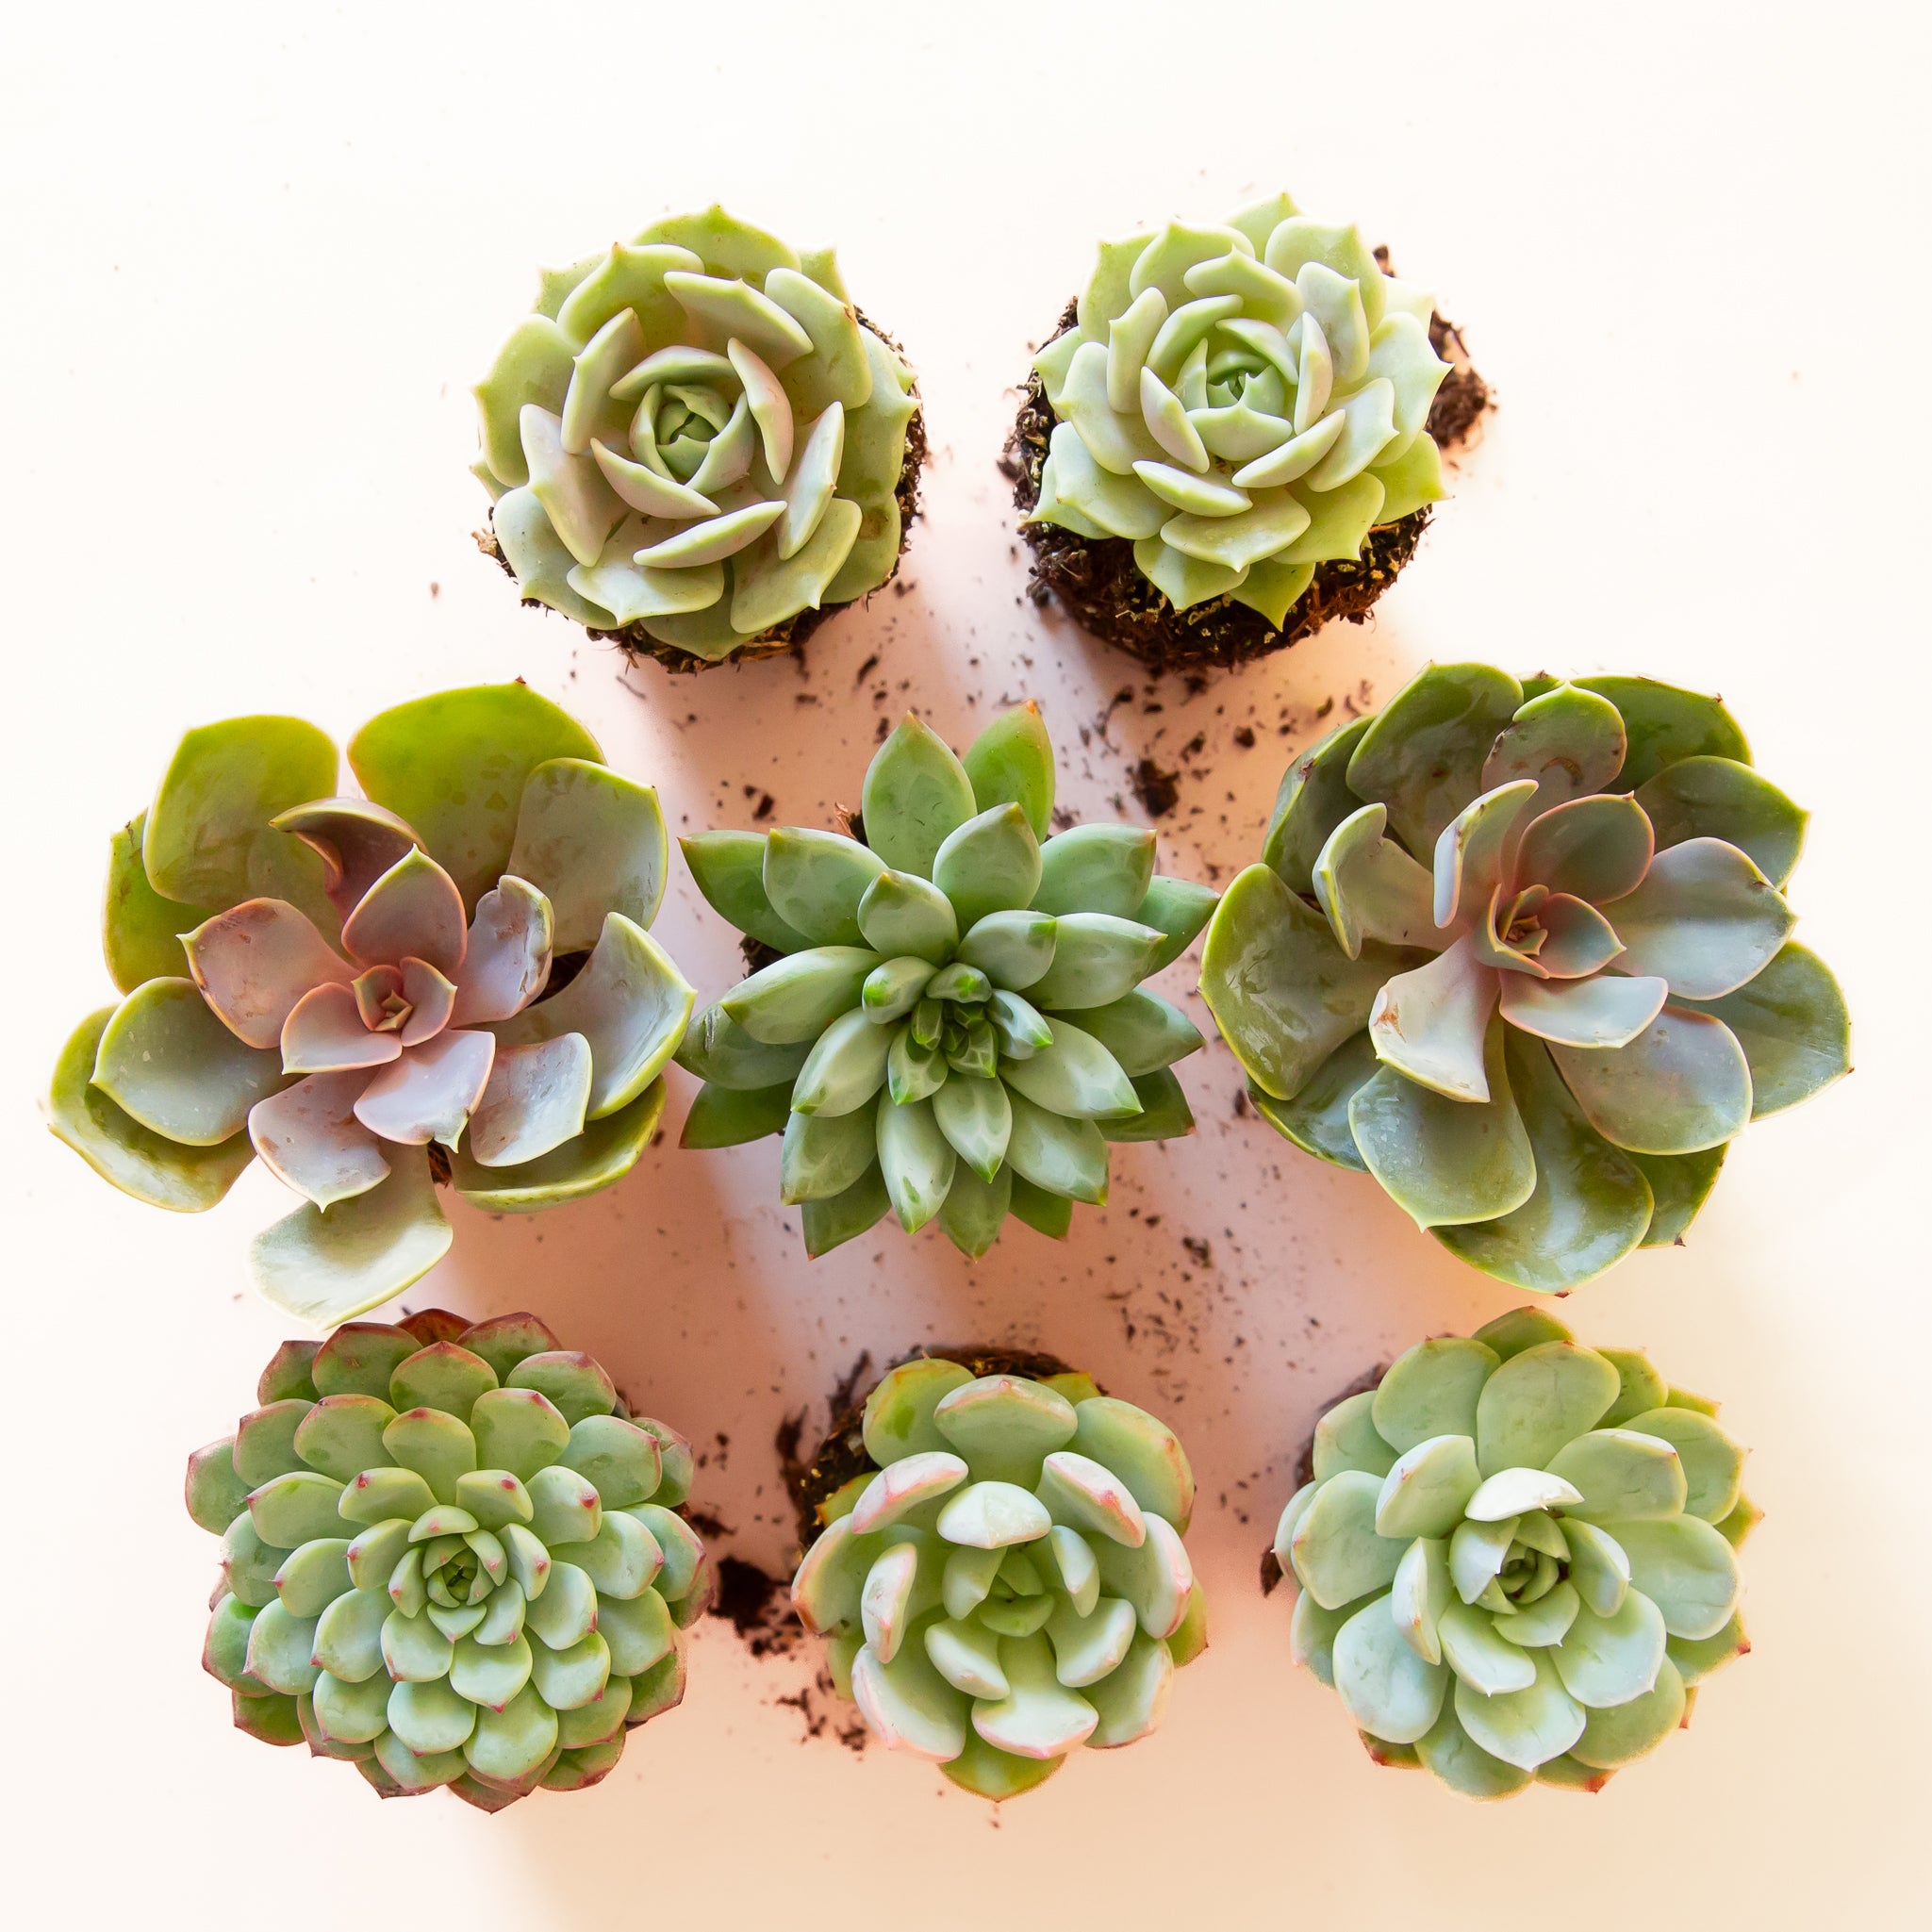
xmin=792 ymin=1358 xmax=1206 ymax=1798
xmin=677 ymin=705 xmax=1217 ymax=1256
xmin=185 ymin=1311 xmax=710 ymax=1809
xmin=46 ymin=685 xmax=693 ymax=1323
xmin=475 ymin=206 xmax=917 ymax=661
xmin=1200 ymin=665 xmax=1851 ymax=1290
xmin=1278 ymin=1307 xmax=1756 ymax=1798
xmin=1028 ymin=192 xmax=1450 ymax=623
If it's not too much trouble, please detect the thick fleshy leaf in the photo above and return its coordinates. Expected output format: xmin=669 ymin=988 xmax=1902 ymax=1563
xmin=1483 ymin=685 xmax=1627 ymax=810
xmin=761 ymin=829 xmax=887 ymax=949
xmin=674 ymin=1001 xmax=810 ymax=1090
xmin=1313 ymin=804 xmax=1437 ymax=958
xmin=1434 ymin=1028 xmax=1656 ymax=1293
xmin=790 ymin=1006 xmax=893 ymax=1117
xmin=1575 ymin=676 xmax=1749 ymax=792
xmin=251 ymin=1154 xmax=453 ymax=1324
xmin=1551 ymin=1007 xmax=1752 ymax=1155
xmin=1053 ymin=990 xmax=1201 ymax=1080
xmin=1498 ymin=970 xmax=1666 ymax=1049
xmin=1454 ymin=1652 xmax=1584 ymax=1771
xmin=1496 ymin=1577 xmax=1579 ymax=1649
xmin=1551 ymin=1588 xmax=1667 ymax=1709
xmin=145 ymin=716 xmax=339 ymax=906
xmin=1084 ymin=1629 xmax=1175 ymax=1747
xmin=1690 ymin=942 xmax=1850 ymax=1117
xmin=1070 ymin=1398 xmax=1193 ymax=1531
xmin=963 ymin=703 xmax=1055 ymax=840
xmin=1247 ymin=1036 xmax=1371 ymax=1171
xmin=451 ymin=1078 xmax=664 ymax=1211
xmin=1390 ymin=1535 xmax=1452 ymax=1664
xmin=184 ymin=900 xmax=353 ymax=1050
xmin=876 ymin=1094 xmax=955 ymax=1232
xmin=722 ymin=946 xmax=878 ymax=1045
xmin=103 ymin=812 xmax=219 ymax=992
xmin=1345 ymin=665 xmax=1525 ymax=858
xmin=956 ymin=911 xmax=1057 ymax=990
xmin=1610 ymin=1517 xmax=1741 ymax=1640
xmin=1573 ymin=1655 xmax=1686 ymax=1769
xmin=1373 ymin=1339 xmax=1498 ymax=1453
xmin=1261 ymin=716 xmax=1372 ymax=894
xmin=92 ymin=977 xmax=287 ymax=1146
xmin=1312 ymin=1393 xmax=1397 ymax=1480
xmin=1635 ymin=756 xmax=1807 ymax=888
xmin=1376 ymin=1436 xmax=1481 ymax=1539
xmin=850 ymin=1634 xmax=970 ymax=1760
xmin=801 ymin=1162 xmax=893 ymax=1257
xmin=1094 ymin=1514 xmax=1192 ymax=1639
xmin=272 ymin=798 xmax=422 ymax=924
xmin=1200 ymin=865 xmax=1405 ymax=1100
xmin=465 ymin=1032 xmax=590 ymax=1166
xmin=1608 ymin=838 xmax=1794 ymax=999
xmin=1433 ymin=782 xmax=1539 ymax=931
xmin=339 ymin=850 xmax=469 ymax=977
xmin=1135 ymin=874 xmax=1218 ymax=973
xmin=1003 ymin=1090 xmax=1108 ymax=1204
xmin=680 ymin=831 xmax=812 ymax=952
xmin=862 ymin=718 xmax=977 ymax=879
xmin=1031 ymin=824 xmax=1155 ymax=922
xmin=1415 ymin=1701 xmax=1534 ymax=1799
xmin=1546 ymin=1428 xmax=1688 ymax=1522
xmin=355 ymin=1030 xmax=495 ymax=1148
xmin=448 ymin=879 xmax=553 ymax=1028
xmin=348 ymin=687 xmax=602 ymax=909
xmin=1333 ymin=1594 xmax=1449 ymax=1743
xmin=1562 ymin=1520 xmax=1632 ymax=1619
xmin=1369 ymin=935 xmax=1496 ymax=1102
xmin=1000 ymin=1016 xmax=1140 ymax=1120
xmin=1018 ymin=913 xmax=1162 ymax=1012
xmin=1350 ymin=1021 xmax=1535 ymax=1229
xmin=504 ymin=758 xmax=667 ymax=952
xmin=1513 ymin=793 xmax=1655 ymax=904
xmin=1622 ymin=1407 xmax=1744 ymax=1523
xmin=1474 ymin=1340 xmax=1618 ymax=1477
xmin=1439 ymin=1599 xmax=1537 ymax=1695
xmin=933 ymin=804 xmax=1043 ymax=931
xmin=931 ymin=1075 xmax=1012 ymax=1181
xmin=492 ymin=913 xmax=691 ymax=1118
xmin=1290 ymin=1471 xmax=1406 ymax=1609
xmin=857 ymin=870 xmax=957 ymax=964
xmin=249 ymin=1069 xmax=389 ymax=1209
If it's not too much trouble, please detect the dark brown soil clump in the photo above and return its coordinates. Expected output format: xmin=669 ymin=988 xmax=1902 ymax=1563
xmin=477 ymin=312 xmax=926 ymax=676
xmin=1007 ymin=272 xmax=1491 ymax=675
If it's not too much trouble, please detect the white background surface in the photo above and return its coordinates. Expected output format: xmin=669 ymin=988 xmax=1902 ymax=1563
xmin=7 ymin=4 xmax=1927 ymax=1924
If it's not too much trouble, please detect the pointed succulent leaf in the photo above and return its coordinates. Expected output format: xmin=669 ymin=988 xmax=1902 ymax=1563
xmin=876 ymin=1093 xmax=955 ymax=1232
xmin=675 ymin=1001 xmax=811 ymax=1089
xmin=863 ymin=718 xmax=978 ymax=879
xmin=1312 ymin=1392 xmax=1396 ymax=1480
xmin=956 ymin=911 xmax=1057 ymax=990
xmin=1261 ymin=717 xmax=1373 ymax=893
xmin=779 ymin=1103 xmax=879 ymax=1203
xmin=932 ymin=804 xmax=1044 ymax=932
xmin=1497 ymin=970 xmax=1667 ymax=1049
xmin=1438 ymin=1598 xmax=1537 ymax=1695
xmin=722 ymin=946 xmax=879 ymax=1045
xmin=761 ymin=829 xmax=887 ymax=949
xmin=291 ymin=1394 xmax=395 ymax=1483
xmin=1609 ymin=1517 xmax=1741 ymax=1641
xmin=1546 ymin=1428 xmax=1689 ymax=1522
xmin=963 ymin=702 xmax=1055 ymax=838
xmin=1024 ymin=913 xmax=1163 ymax=1011
xmin=931 ymin=1075 xmax=1012 ymax=1181
xmin=1620 ymin=1408 xmax=1743 ymax=1523
xmin=801 ymin=1163 xmax=894 ymax=1257
xmin=1635 ymin=756 xmax=1807 ymax=888
xmin=1433 ymin=781 xmax=1539 ymax=930
xmin=1368 ymin=934 xmax=1497 ymax=1102
xmin=1331 ymin=1594 xmax=1450 ymax=1743
xmin=1313 ymin=803 xmax=1438 ymax=957
xmin=1465 ymin=1466 xmax=1582 ymax=1520
xmin=1376 ymin=1435 xmax=1481 ymax=1540
xmin=1291 ymin=1471 xmax=1406 ymax=1609
xmin=313 ymin=1321 xmax=421 ymax=1396
xmin=1562 ymin=1518 xmax=1632 ymax=1618
xmin=863 ymin=1359 xmax=976 ymax=1463
xmin=1032 ymin=825 xmax=1156 ymax=921
xmin=339 ymin=848 xmax=468 ymax=976
xmin=1390 ymin=1535 xmax=1453 ymax=1664
xmin=791 ymin=1007 xmax=893 ymax=1116
xmin=857 ymin=870 xmax=957 ymax=963
xmin=1004 ymin=1090 xmax=1108 ymax=1204
xmin=1134 ymin=874 xmax=1219 ymax=972
xmin=1571 ymin=1656 xmax=1687 ymax=1769
xmin=850 ymin=1635 xmax=969 ymax=1761
xmin=1550 ymin=1588 xmax=1668 ymax=1709
xmin=679 ymin=832 xmax=813 ymax=952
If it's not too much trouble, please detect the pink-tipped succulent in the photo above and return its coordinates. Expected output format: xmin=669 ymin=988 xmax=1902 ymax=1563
xmin=48 ymin=685 xmax=694 ymax=1322
xmin=186 ymin=1309 xmax=711 ymax=1809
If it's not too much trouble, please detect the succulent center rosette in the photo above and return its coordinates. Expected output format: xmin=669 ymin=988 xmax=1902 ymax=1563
xmin=1028 ymin=192 xmax=1450 ymax=623
xmin=677 ymin=705 xmax=1217 ymax=1257
xmin=1277 ymin=1308 xmax=1758 ymax=1799
xmin=47 ymin=685 xmax=694 ymax=1322
xmin=185 ymin=1310 xmax=712 ymax=1811
xmin=475 ymin=206 xmax=918 ymax=664
xmin=792 ymin=1357 xmax=1206 ymax=1800
xmin=1200 ymin=665 xmax=1850 ymax=1291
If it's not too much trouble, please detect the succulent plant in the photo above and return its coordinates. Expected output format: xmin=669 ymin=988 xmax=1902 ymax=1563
xmin=186 ymin=1310 xmax=707 ymax=1808
xmin=792 ymin=1354 xmax=1206 ymax=1798
xmin=1026 ymin=192 xmax=1450 ymax=628
xmin=1200 ymin=665 xmax=1850 ymax=1290
xmin=677 ymin=705 xmax=1217 ymax=1256
xmin=1276 ymin=1306 xmax=1757 ymax=1798
xmin=474 ymin=206 xmax=919 ymax=667
xmin=47 ymin=685 xmax=694 ymax=1322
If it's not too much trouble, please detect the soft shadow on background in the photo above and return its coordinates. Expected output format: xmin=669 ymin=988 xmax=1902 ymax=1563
xmin=6 ymin=4 xmax=1925 ymax=1926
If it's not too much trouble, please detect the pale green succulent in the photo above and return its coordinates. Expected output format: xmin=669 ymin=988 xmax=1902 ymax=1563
xmin=1200 ymin=664 xmax=1851 ymax=1291
xmin=1278 ymin=1307 xmax=1758 ymax=1798
xmin=186 ymin=1309 xmax=710 ymax=1810
xmin=677 ymin=705 xmax=1217 ymax=1256
xmin=46 ymin=685 xmax=694 ymax=1323
xmin=1028 ymin=192 xmax=1449 ymax=623
xmin=475 ymin=206 xmax=918 ymax=664
xmin=793 ymin=1356 xmax=1206 ymax=1799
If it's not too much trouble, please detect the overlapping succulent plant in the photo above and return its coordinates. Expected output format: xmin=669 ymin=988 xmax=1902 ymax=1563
xmin=1200 ymin=665 xmax=1850 ymax=1290
xmin=187 ymin=1310 xmax=708 ymax=1809
xmin=792 ymin=1355 xmax=1206 ymax=1798
xmin=47 ymin=685 xmax=693 ymax=1322
xmin=677 ymin=705 xmax=1217 ymax=1256
xmin=475 ymin=206 xmax=919 ymax=664
xmin=1277 ymin=1307 xmax=1757 ymax=1798
xmin=1027 ymin=192 xmax=1450 ymax=624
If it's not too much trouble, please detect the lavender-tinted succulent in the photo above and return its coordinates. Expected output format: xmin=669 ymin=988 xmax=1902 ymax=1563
xmin=1279 ymin=1308 xmax=1756 ymax=1798
xmin=186 ymin=1309 xmax=710 ymax=1809
xmin=48 ymin=685 xmax=693 ymax=1321
xmin=1201 ymin=665 xmax=1850 ymax=1290
xmin=792 ymin=1356 xmax=1206 ymax=1799
xmin=678 ymin=704 xmax=1217 ymax=1256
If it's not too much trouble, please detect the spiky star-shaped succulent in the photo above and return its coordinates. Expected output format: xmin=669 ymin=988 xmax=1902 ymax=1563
xmin=475 ymin=206 xmax=919 ymax=666
xmin=792 ymin=1356 xmax=1206 ymax=1799
xmin=1278 ymin=1307 xmax=1757 ymax=1799
xmin=186 ymin=1310 xmax=710 ymax=1810
xmin=47 ymin=685 xmax=694 ymax=1322
xmin=1201 ymin=665 xmax=1850 ymax=1290
xmin=677 ymin=705 xmax=1217 ymax=1256
xmin=1028 ymin=192 xmax=1450 ymax=625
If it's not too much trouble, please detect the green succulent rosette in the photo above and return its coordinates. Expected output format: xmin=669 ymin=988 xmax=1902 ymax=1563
xmin=792 ymin=1356 xmax=1206 ymax=1799
xmin=46 ymin=685 xmax=694 ymax=1323
xmin=1278 ymin=1307 xmax=1758 ymax=1799
xmin=677 ymin=704 xmax=1218 ymax=1257
xmin=1199 ymin=664 xmax=1850 ymax=1291
xmin=474 ymin=206 xmax=919 ymax=667
xmin=187 ymin=1309 xmax=709 ymax=1809
xmin=1027 ymin=192 xmax=1450 ymax=626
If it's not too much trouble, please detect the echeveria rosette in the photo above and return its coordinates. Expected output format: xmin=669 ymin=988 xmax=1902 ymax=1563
xmin=1199 ymin=665 xmax=1851 ymax=1291
xmin=187 ymin=1309 xmax=710 ymax=1810
xmin=1278 ymin=1307 xmax=1758 ymax=1799
xmin=475 ymin=206 xmax=919 ymax=667
xmin=1028 ymin=192 xmax=1450 ymax=629
xmin=792 ymin=1356 xmax=1206 ymax=1799
xmin=676 ymin=704 xmax=1217 ymax=1257
xmin=46 ymin=685 xmax=695 ymax=1322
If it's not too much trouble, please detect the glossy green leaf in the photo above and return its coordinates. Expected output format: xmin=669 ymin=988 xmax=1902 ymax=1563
xmin=857 ymin=870 xmax=957 ymax=964
xmin=1475 ymin=1341 xmax=1618 ymax=1477
xmin=1032 ymin=825 xmax=1155 ymax=921
xmin=862 ymin=718 xmax=977 ymax=879
xmin=1346 ymin=665 xmax=1524 ymax=857
xmin=1262 ymin=718 xmax=1372 ymax=893
xmin=1576 ymin=676 xmax=1749 ymax=792
xmin=964 ymin=703 xmax=1055 ymax=838
xmin=1610 ymin=1517 xmax=1742 ymax=1640
xmin=507 ymin=759 xmax=667 ymax=951
xmin=1690 ymin=942 xmax=1849 ymax=1117
xmin=679 ymin=831 xmax=812 ymax=952
xmin=801 ymin=1161 xmax=894 ymax=1258
xmin=251 ymin=1153 xmax=452 ymax=1323
xmin=1622 ymin=1407 xmax=1745 ymax=1523
xmin=722 ymin=946 xmax=878 ymax=1046
xmin=91 ymin=977 xmax=286 ymax=1147
xmin=1609 ymin=838 xmax=1794 ymax=1000
xmin=1372 ymin=1338 xmax=1499 ymax=1453
xmin=681 ymin=1079 xmax=790 ymax=1148
xmin=452 ymin=1077 xmax=664 ymax=1211
xmin=1551 ymin=1007 xmax=1752 ymax=1155
xmin=103 ymin=813 xmax=218 ymax=992
xmin=1135 ymin=874 xmax=1219 ymax=973
xmin=1635 ymin=755 xmax=1807 ymax=887
xmin=1333 ymin=1594 xmax=1449 ymax=1743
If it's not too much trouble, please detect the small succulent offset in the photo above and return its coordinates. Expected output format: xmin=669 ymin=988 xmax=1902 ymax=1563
xmin=1028 ymin=192 xmax=1449 ymax=624
xmin=186 ymin=1310 xmax=711 ymax=1810
xmin=475 ymin=206 xmax=919 ymax=665
xmin=1276 ymin=1307 xmax=1757 ymax=1798
xmin=793 ymin=1357 xmax=1206 ymax=1799
xmin=677 ymin=705 xmax=1217 ymax=1256
xmin=1201 ymin=665 xmax=1850 ymax=1291
xmin=47 ymin=685 xmax=694 ymax=1323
